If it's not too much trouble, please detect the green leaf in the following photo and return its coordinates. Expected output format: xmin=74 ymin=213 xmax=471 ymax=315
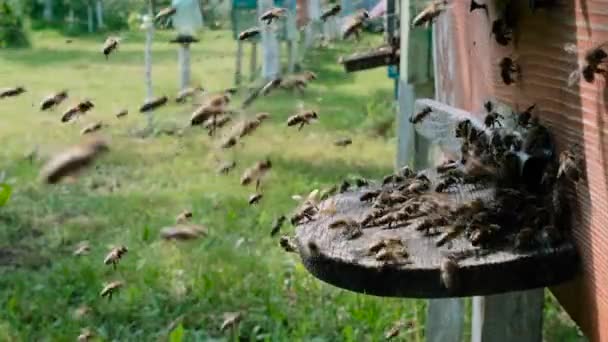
xmin=141 ymin=225 xmax=150 ymax=242
xmin=169 ymin=323 xmax=184 ymax=342
xmin=0 ymin=183 xmax=11 ymax=207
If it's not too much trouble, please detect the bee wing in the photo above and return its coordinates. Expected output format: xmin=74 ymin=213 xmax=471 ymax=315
xmin=568 ymin=69 xmax=581 ymax=87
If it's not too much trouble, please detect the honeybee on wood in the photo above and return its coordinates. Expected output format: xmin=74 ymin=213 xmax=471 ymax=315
xmin=270 ymin=215 xmax=286 ymax=236
xmin=175 ymin=86 xmax=204 ymax=103
xmin=139 ymin=96 xmax=168 ymax=113
xmin=115 ymin=109 xmax=128 ymax=118
xmin=103 ymin=245 xmax=128 ymax=269
xmin=240 ymin=159 xmax=272 ymax=190
xmin=217 ymin=160 xmax=236 ymax=174
xmin=371 ymin=210 xmax=410 ymax=229
xmin=77 ymin=327 xmax=94 ymax=342
xmin=412 ymin=0 xmax=449 ymax=27
xmin=499 ymin=57 xmax=520 ymax=85
xmin=407 ymin=175 xmax=431 ymax=193
xmin=155 ymin=6 xmax=177 ymax=22
xmin=287 ymin=110 xmax=318 ymax=130
xmin=565 ymin=42 xmax=608 ymax=84
xmin=468 ymin=224 xmax=500 ymax=247
xmin=440 ymin=256 xmax=460 ymax=291
xmin=342 ymin=11 xmax=369 ymax=40
xmin=220 ymin=311 xmax=243 ymax=332
xmin=260 ymin=7 xmax=287 ymax=25
xmin=436 ymin=159 xmax=458 ymax=173
xmin=409 ymin=106 xmax=432 ymax=124
xmin=382 ymin=174 xmax=405 ymax=186
xmin=102 ymin=36 xmax=121 ymax=59
xmin=239 ymin=27 xmax=261 ymax=41
xmin=372 ymin=238 xmax=409 ymax=263
xmin=40 ymin=90 xmax=68 ymax=111
xmin=62 ymin=100 xmax=94 ymax=123
xmin=80 ymin=121 xmax=104 ymax=135
xmin=360 ymin=189 xmax=381 ymax=202
xmin=491 ymin=19 xmax=512 ymax=46
xmin=100 ymin=280 xmax=123 ymax=300
xmin=399 ymin=166 xmax=415 ymax=178
xmin=435 ymin=176 xmax=460 ymax=192
xmin=515 ymin=104 xmax=535 ymax=128
xmin=73 ymin=241 xmax=91 ymax=256
xmin=261 ymin=78 xmax=282 ymax=96
xmin=361 ymin=208 xmax=388 ymax=227
xmin=484 ymin=112 xmax=504 ymax=129
xmin=338 ymin=180 xmax=351 ymax=193
xmin=328 ymin=218 xmax=362 ymax=239
xmin=176 ymin=210 xmax=193 ymax=224
xmin=160 ymin=224 xmax=207 ymax=241
xmin=435 ymin=225 xmax=464 ymax=247
xmin=354 ymin=177 xmax=370 ymax=187
xmin=557 ymin=148 xmax=582 ymax=182
xmin=319 ymin=185 xmax=338 ymax=201
xmin=248 ymin=193 xmax=263 ymax=205
xmin=40 ymin=138 xmax=109 ymax=184
xmin=334 ymin=137 xmax=352 ymax=147
xmin=279 ymin=236 xmax=298 ymax=253
xmin=321 ymin=4 xmax=341 ymax=22
xmin=0 ymin=86 xmax=25 ymax=99
xmin=203 ymin=114 xmax=232 ymax=134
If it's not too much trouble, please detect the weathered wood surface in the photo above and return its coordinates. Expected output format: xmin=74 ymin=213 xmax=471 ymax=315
xmin=340 ymin=46 xmax=399 ymax=72
xmin=431 ymin=1 xmax=608 ymax=339
xmin=293 ymin=181 xmax=578 ymax=298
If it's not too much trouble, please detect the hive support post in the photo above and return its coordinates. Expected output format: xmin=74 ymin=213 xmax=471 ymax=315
xmin=178 ymin=42 xmax=191 ymax=91
xmin=250 ymin=43 xmax=258 ymax=82
xmin=259 ymin=0 xmax=280 ymax=80
xmin=235 ymin=40 xmax=243 ymax=86
xmin=471 ymin=290 xmax=544 ymax=342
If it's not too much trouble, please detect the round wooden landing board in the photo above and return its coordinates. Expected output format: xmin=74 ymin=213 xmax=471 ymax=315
xmin=294 ymin=184 xmax=579 ymax=298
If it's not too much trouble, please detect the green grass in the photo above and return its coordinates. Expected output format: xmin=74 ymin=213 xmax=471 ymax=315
xmin=0 ymin=30 xmax=583 ymax=341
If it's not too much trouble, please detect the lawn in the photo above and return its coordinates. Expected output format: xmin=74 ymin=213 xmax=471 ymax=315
xmin=0 ymin=29 xmax=583 ymax=341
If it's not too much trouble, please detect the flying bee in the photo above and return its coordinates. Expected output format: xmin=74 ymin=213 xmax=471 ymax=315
xmin=342 ymin=15 xmax=367 ymax=41
xmin=240 ymin=159 xmax=272 ymax=190
xmin=410 ymin=106 xmax=432 ymax=124
xmin=217 ymin=160 xmax=236 ymax=174
xmin=321 ymin=4 xmax=341 ymax=21
xmin=484 ymin=112 xmax=504 ymax=129
xmin=220 ymin=312 xmax=243 ymax=332
xmin=139 ymin=96 xmax=168 ymax=113
xmin=77 ymin=327 xmax=94 ymax=342
xmin=338 ymin=180 xmax=351 ymax=193
xmin=100 ymin=280 xmax=123 ymax=301
xmin=80 ymin=121 xmax=104 ymax=135
xmin=270 ymin=215 xmax=286 ymax=236
xmin=155 ymin=6 xmax=177 ymax=22
xmin=175 ymin=86 xmax=204 ymax=103
xmin=334 ymin=137 xmax=352 ymax=147
xmin=440 ymin=256 xmax=460 ymax=291
xmin=557 ymin=148 xmax=582 ymax=182
xmin=191 ymin=105 xmax=225 ymax=126
xmin=385 ymin=320 xmax=411 ymax=340
xmin=176 ymin=210 xmax=193 ymax=223
xmin=221 ymin=135 xmax=238 ymax=149
xmin=239 ymin=27 xmax=261 ymax=41
xmin=412 ymin=215 xmax=448 ymax=234
xmin=73 ymin=241 xmax=91 ymax=256
xmin=412 ymin=0 xmax=449 ymax=27
xmin=61 ymin=100 xmax=94 ymax=123
xmin=290 ymin=203 xmax=317 ymax=225
xmin=514 ymin=227 xmax=536 ymax=250
xmin=260 ymin=7 xmax=287 ymax=25
xmin=0 ymin=86 xmax=25 ymax=99
xmin=279 ymin=236 xmax=298 ymax=253
xmin=499 ymin=57 xmax=520 ymax=85
xmin=40 ymin=138 xmax=109 ymax=184
xmin=435 ymin=176 xmax=460 ymax=192
xmin=160 ymin=224 xmax=207 ymax=241
xmin=115 ymin=109 xmax=128 ymax=118
xmin=103 ymin=245 xmax=128 ymax=269
xmin=102 ymin=36 xmax=120 ymax=59
xmin=40 ymin=90 xmax=68 ymax=111
xmin=248 ymin=193 xmax=263 ymax=205
xmin=287 ymin=110 xmax=318 ymax=130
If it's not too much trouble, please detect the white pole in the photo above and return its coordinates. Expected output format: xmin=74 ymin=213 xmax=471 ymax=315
xmin=96 ymin=0 xmax=105 ymax=29
xmin=259 ymin=0 xmax=280 ymax=80
xmin=43 ymin=0 xmax=53 ymax=22
xmin=144 ymin=2 xmax=155 ymax=130
xmin=87 ymin=2 xmax=94 ymax=33
xmin=178 ymin=44 xmax=191 ymax=91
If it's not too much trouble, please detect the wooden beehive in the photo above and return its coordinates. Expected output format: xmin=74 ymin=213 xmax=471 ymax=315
xmin=432 ymin=1 xmax=608 ymax=340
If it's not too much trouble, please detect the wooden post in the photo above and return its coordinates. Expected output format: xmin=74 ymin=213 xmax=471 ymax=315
xmin=235 ymin=40 xmax=243 ymax=86
xmin=144 ymin=2 xmax=154 ymax=129
xmin=259 ymin=0 xmax=280 ymax=80
xmin=249 ymin=43 xmax=258 ymax=82
xmin=178 ymin=43 xmax=191 ymax=91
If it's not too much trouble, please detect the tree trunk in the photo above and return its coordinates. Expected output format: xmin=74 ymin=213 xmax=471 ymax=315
xmin=87 ymin=3 xmax=94 ymax=33
xmin=43 ymin=0 xmax=53 ymax=22
xmin=96 ymin=0 xmax=104 ymax=29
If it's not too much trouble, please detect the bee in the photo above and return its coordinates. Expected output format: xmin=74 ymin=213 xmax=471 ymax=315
xmin=80 ymin=121 xmax=104 ymax=135
xmin=40 ymin=90 xmax=68 ymax=111
xmin=469 ymin=0 xmax=487 ymax=13
xmin=515 ymin=104 xmax=535 ymax=128
xmin=412 ymin=215 xmax=448 ymax=233
xmin=102 ymin=36 xmax=120 ymax=59
xmin=334 ymin=137 xmax=352 ymax=147
xmin=115 ymin=109 xmax=128 ymax=118
xmin=260 ymin=7 xmax=287 ymax=24
xmin=361 ymin=208 xmax=388 ymax=227
xmin=279 ymin=236 xmax=298 ymax=253
xmin=360 ymin=189 xmax=381 ymax=202
xmin=329 ymin=218 xmax=362 ymax=239
xmin=407 ymin=175 xmax=430 ymax=193
xmin=342 ymin=17 xmax=365 ymax=41
xmin=103 ymin=245 xmax=128 ymax=269
xmin=0 ymin=86 xmax=25 ymax=98
xmin=514 ymin=227 xmax=536 ymax=250
xmin=499 ymin=57 xmax=520 ymax=85
xmin=240 ymin=159 xmax=272 ymax=190
xmin=77 ymin=327 xmax=94 ymax=342
xmin=339 ymin=180 xmax=351 ymax=193
xmin=248 ymin=193 xmax=263 ymax=205
xmin=382 ymin=174 xmax=405 ymax=186
xmin=175 ymin=86 xmax=204 ymax=103
xmin=410 ymin=106 xmax=432 ymax=124
xmin=502 ymin=132 xmax=523 ymax=152
xmin=217 ymin=160 xmax=236 ymax=175
xmin=440 ymin=256 xmax=460 ymax=291
xmin=435 ymin=176 xmax=460 ymax=192
xmin=270 ymin=215 xmax=286 ymax=236
xmin=155 ymin=6 xmax=176 ymax=22
xmin=468 ymin=224 xmax=500 ymax=247
xmin=373 ymin=238 xmax=408 ymax=263
xmin=354 ymin=177 xmax=370 ymax=187
xmin=220 ymin=311 xmax=243 ymax=332
xmin=139 ymin=96 xmax=168 ymax=113
xmin=160 ymin=224 xmax=207 ymax=240
xmin=203 ymin=114 xmax=232 ymax=134
xmin=221 ymin=136 xmax=238 ymax=149
xmin=100 ymin=280 xmax=123 ymax=300
xmin=484 ymin=112 xmax=504 ymax=129
xmin=412 ymin=0 xmax=449 ymax=27
xmin=176 ymin=210 xmax=193 ymax=224
xmin=557 ymin=148 xmax=582 ymax=182
xmin=385 ymin=320 xmax=409 ymax=340
xmin=237 ymin=115 xmax=267 ymax=138
xmin=372 ymin=210 xmax=410 ymax=229
xmin=40 ymin=138 xmax=109 ymax=184
xmin=61 ymin=100 xmax=94 ymax=123
xmin=319 ymin=185 xmax=338 ymax=200
xmin=321 ymin=4 xmax=341 ymax=21
xmin=399 ymin=165 xmax=415 ymax=178
xmin=239 ymin=27 xmax=261 ymax=41
xmin=491 ymin=19 xmax=512 ymax=46
xmin=435 ymin=226 xmax=464 ymax=247
xmin=73 ymin=241 xmax=91 ymax=256
xmin=287 ymin=110 xmax=318 ymax=130
xmin=290 ymin=203 xmax=317 ymax=225
xmin=576 ymin=43 xmax=608 ymax=83
xmin=436 ymin=159 xmax=458 ymax=173
xmin=261 ymin=78 xmax=282 ymax=95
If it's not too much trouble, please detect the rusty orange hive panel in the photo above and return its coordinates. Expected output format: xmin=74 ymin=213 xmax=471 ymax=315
xmin=432 ymin=1 xmax=608 ymax=341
